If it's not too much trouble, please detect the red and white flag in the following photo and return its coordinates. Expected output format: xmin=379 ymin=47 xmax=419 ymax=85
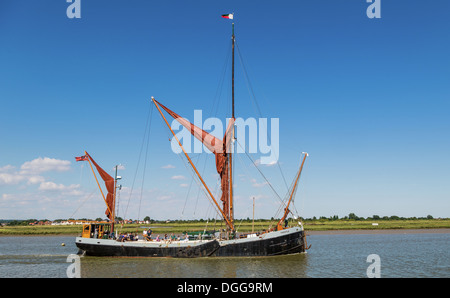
xmin=75 ymin=155 xmax=88 ymax=162
xmin=221 ymin=13 xmax=233 ymax=20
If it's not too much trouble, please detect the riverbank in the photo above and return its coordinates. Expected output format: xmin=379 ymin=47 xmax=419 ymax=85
xmin=3 ymin=228 xmax=450 ymax=237
xmin=1 ymin=219 xmax=450 ymax=236
xmin=307 ymin=228 xmax=450 ymax=235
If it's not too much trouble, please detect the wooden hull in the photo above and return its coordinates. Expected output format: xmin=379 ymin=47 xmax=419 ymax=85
xmin=75 ymin=227 xmax=306 ymax=258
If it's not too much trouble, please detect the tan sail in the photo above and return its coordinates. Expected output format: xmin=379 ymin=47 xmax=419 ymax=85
xmin=152 ymin=98 xmax=235 ymax=231
xmin=85 ymin=152 xmax=115 ymax=221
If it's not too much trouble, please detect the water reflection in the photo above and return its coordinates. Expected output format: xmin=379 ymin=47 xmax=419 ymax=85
xmin=80 ymin=253 xmax=309 ymax=278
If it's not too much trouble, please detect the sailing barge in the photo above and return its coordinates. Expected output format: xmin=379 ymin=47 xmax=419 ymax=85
xmin=75 ymin=15 xmax=309 ymax=258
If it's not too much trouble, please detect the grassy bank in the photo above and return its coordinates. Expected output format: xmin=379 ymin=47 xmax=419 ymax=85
xmin=303 ymin=219 xmax=450 ymax=231
xmin=1 ymin=219 xmax=450 ymax=236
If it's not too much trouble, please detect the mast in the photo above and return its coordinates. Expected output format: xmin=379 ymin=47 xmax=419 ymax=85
xmin=112 ymin=165 xmax=120 ymax=233
xmin=276 ymin=152 xmax=308 ymax=231
xmin=112 ymin=166 xmax=116 ymax=233
xmin=229 ymin=21 xmax=235 ymax=232
xmin=232 ymin=22 xmax=235 ymax=119
xmin=252 ymin=197 xmax=255 ymax=233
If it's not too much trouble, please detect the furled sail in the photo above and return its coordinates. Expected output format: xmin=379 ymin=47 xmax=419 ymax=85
xmin=85 ymin=152 xmax=115 ymax=220
xmin=155 ymin=100 xmax=235 ymax=218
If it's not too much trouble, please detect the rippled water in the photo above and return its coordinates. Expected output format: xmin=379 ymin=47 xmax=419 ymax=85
xmin=0 ymin=236 xmax=72 ymax=278
xmin=1 ymin=233 xmax=449 ymax=278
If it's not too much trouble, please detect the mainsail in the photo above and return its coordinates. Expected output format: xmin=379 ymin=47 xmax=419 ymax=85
xmin=85 ymin=152 xmax=115 ymax=220
xmin=154 ymin=100 xmax=235 ymax=222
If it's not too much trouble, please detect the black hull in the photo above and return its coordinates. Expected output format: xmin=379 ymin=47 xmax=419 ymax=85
xmin=76 ymin=239 xmax=220 ymax=258
xmin=214 ymin=230 xmax=306 ymax=257
xmin=76 ymin=228 xmax=306 ymax=258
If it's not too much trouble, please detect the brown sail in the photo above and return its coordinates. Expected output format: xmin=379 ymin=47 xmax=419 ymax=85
xmin=85 ymin=152 xmax=115 ymax=220
xmin=154 ymin=100 xmax=235 ymax=220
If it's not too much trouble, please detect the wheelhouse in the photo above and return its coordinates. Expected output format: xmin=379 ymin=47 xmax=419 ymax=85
xmin=81 ymin=222 xmax=112 ymax=239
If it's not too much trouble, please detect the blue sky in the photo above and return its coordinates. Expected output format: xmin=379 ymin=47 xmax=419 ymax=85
xmin=1 ymin=0 xmax=449 ymax=221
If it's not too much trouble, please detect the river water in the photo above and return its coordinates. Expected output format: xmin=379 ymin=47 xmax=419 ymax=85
xmin=0 ymin=232 xmax=449 ymax=278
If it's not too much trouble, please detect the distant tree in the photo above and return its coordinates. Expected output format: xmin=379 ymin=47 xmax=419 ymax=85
xmin=348 ymin=213 xmax=359 ymax=220
xmin=372 ymin=215 xmax=380 ymax=220
xmin=427 ymin=215 xmax=434 ymax=219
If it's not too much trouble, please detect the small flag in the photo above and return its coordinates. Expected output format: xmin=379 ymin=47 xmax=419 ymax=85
xmin=221 ymin=13 xmax=233 ymax=20
xmin=75 ymin=155 xmax=88 ymax=162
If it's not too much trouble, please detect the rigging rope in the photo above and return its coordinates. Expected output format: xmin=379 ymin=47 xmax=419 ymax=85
xmin=235 ymin=138 xmax=283 ymax=204
xmin=122 ymin=102 xmax=154 ymax=222
xmin=69 ymin=189 xmax=96 ymax=219
xmin=235 ymin=40 xmax=290 ymax=193
xmin=137 ymin=103 xmax=153 ymax=222
xmin=180 ymin=174 xmax=194 ymax=218
xmin=211 ymin=42 xmax=232 ymax=118
xmin=235 ymin=137 xmax=304 ymax=230
xmin=154 ymin=107 xmax=226 ymax=222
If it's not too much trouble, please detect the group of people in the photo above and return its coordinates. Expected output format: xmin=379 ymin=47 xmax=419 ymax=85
xmin=143 ymin=229 xmax=190 ymax=243
xmin=114 ymin=229 xmax=191 ymax=243
xmin=117 ymin=232 xmax=139 ymax=242
xmin=91 ymin=228 xmax=115 ymax=240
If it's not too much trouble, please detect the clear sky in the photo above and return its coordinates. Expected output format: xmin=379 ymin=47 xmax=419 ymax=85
xmin=1 ymin=0 xmax=449 ymax=221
